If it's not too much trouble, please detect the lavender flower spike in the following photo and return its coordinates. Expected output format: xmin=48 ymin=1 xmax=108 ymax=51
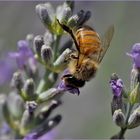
xmin=127 ymin=43 xmax=140 ymax=68
xmin=9 ymin=40 xmax=36 ymax=70
xmin=110 ymin=76 xmax=123 ymax=97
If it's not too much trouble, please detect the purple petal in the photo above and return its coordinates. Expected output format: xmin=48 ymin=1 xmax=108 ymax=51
xmin=0 ymin=122 xmax=11 ymax=134
xmin=8 ymin=52 xmax=20 ymax=58
xmin=23 ymin=131 xmax=56 ymax=140
xmin=23 ymin=132 xmax=37 ymax=140
xmin=9 ymin=40 xmax=36 ymax=70
xmin=38 ymin=130 xmax=56 ymax=140
xmin=62 ymin=69 xmax=71 ymax=76
xmin=0 ymin=58 xmax=15 ymax=85
xmin=109 ymin=79 xmax=123 ymax=97
xmin=57 ymin=78 xmax=80 ymax=96
xmin=17 ymin=40 xmax=29 ymax=49
xmin=17 ymin=40 xmax=33 ymax=58
xmin=127 ymin=43 xmax=140 ymax=68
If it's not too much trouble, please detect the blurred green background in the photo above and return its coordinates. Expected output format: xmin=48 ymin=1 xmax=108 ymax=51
xmin=0 ymin=1 xmax=140 ymax=139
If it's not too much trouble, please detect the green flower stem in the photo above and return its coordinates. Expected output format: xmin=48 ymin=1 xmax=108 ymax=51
xmin=118 ymin=127 xmax=127 ymax=139
xmin=53 ymin=35 xmax=61 ymax=61
xmin=36 ymin=70 xmax=53 ymax=94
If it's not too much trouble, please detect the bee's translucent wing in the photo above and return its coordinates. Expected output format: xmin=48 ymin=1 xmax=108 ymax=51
xmin=98 ymin=25 xmax=114 ymax=63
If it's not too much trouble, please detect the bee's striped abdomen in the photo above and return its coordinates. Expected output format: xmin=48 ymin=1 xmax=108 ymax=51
xmin=75 ymin=26 xmax=101 ymax=55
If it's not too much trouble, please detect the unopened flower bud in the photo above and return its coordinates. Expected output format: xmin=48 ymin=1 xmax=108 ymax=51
xmin=11 ymin=71 xmax=23 ymax=90
xmin=130 ymin=68 xmax=139 ymax=90
xmin=33 ymin=35 xmax=44 ymax=57
xmin=67 ymin=10 xmax=89 ymax=28
xmin=43 ymin=3 xmax=55 ymax=22
xmin=129 ymin=82 xmax=140 ymax=104
xmin=26 ymin=34 xmax=34 ymax=42
xmin=113 ymin=109 xmax=125 ymax=127
xmin=35 ymin=3 xmax=54 ymax=28
xmin=22 ymin=78 xmax=36 ymax=100
xmin=2 ymin=100 xmax=11 ymax=128
xmin=43 ymin=30 xmax=53 ymax=46
xmin=37 ymin=100 xmax=61 ymax=122
xmin=65 ymin=1 xmax=74 ymax=11
xmin=111 ymin=95 xmax=125 ymax=115
xmin=47 ymin=115 xmax=62 ymax=129
xmin=7 ymin=91 xmax=24 ymax=119
xmin=128 ymin=107 xmax=140 ymax=129
xmin=23 ymin=115 xmax=61 ymax=140
xmin=57 ymin=6 xmax=72 ymax=24
xmin=37 ymin=88 xmax=62 ymax=103
xmin=41 ymin=45 xmax=53 ymax=64
xmin=82 ymin=11 xmax=91 ymax=24
xmin=2 ymin=100 xmax=19 ymax=132
xmin=67 ymin=14 xmax=79 ymax=28
xmin=48 ymin=72 xmax=58 ymax=83
xmin=53 ymin=48 xmax=72 ymax=72
xmin=76 ymin=10 xmax=88 ymax=26
xmin=20 ymin=101 xmax=37 ymax=135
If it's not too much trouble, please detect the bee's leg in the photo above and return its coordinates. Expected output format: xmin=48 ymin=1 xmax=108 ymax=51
xmin=57 ymin=19 xmax=80 ymax=52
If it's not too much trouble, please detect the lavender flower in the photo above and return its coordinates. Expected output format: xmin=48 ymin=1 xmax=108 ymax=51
xmin=110 ymin=78 xmax=123 ymax=97
xmin=38 ymin=130 xmax=56 ymax=140
xmin=127 ymin=43 xmax=140 ymax=68
xmin=0 ymin=122 xmax=11 ymax=135
xmin=23 ymin=132 xmax=37 ymax=140
xmin=57 ymin=69 xmax=80 ymax=95
xmin=9 ymin=40 xmax=36 ymax=70
xmin=24 ymin=130 xmax=56 ymax=140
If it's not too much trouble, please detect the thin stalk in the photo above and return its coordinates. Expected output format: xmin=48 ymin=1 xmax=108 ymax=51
xmin=36 ymin=70 xmax=50 ymax=94
xmin=118 ymin=127 xmax=127 ymax=139
xmin=53 ymin=35 xmax=61 ymax=61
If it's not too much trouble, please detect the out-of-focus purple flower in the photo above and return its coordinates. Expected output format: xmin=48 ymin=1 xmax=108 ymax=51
xmin=0 ymin=58 xmax=15 ymax=85
xmin=0 ymin=122 xmax=11 ymax=134
xmin=110 ymin=78 xmax=123 ymax=97
xmin=127 ymin=43 xmax=140 ymax=68
xmin=9 ymin=40 xmax=36 ymax=70
xmin=38 ymin=130 xmax=56 ymax=140
xmin=23 ymin=132 xmax=37 ymax=140
xmin=57 ymin=69 xmax=80 ymax=95
xmin=23 ymin=129 xmax=56 ymax=140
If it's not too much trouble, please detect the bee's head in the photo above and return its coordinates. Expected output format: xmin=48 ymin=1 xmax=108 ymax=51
xmin=62 ymin=74 xmax=85 ymax=87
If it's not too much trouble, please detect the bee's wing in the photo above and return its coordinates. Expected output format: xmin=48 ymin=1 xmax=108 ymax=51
xmin=98 ymin=25 xmax=114 ymax=63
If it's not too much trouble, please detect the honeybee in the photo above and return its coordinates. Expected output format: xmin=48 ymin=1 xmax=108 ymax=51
xmin=57 ymin=19 xmax=114 ymax=87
